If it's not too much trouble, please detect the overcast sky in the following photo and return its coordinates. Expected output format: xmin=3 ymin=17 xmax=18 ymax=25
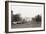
xmin=11 ymin=3 xmax=43 ymax=18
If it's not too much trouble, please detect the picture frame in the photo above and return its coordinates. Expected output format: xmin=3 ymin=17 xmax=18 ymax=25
xmin=5 ymin=1 xmax=45 ymax=33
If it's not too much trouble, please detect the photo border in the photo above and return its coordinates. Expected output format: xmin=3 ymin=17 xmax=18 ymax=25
xmin=5 ymin=1 xmax=45 ymax=33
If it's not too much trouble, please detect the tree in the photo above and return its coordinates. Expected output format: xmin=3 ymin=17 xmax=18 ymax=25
xmin=13 ymin=14 xmax=21 ymax=22
xmin=35 ymin=15 xmax=41 ymax=22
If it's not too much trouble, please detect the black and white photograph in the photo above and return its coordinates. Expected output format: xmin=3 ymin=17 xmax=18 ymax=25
xmin=5 ymin=1 xmax=45 ymax=32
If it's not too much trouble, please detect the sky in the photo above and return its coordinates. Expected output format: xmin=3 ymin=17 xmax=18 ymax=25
xmin=11 ymin=3 xmax=43 ymax=18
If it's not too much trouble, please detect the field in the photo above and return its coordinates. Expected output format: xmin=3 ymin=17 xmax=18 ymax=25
xmin=11 ymin=21 xmax=41 ymax=28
